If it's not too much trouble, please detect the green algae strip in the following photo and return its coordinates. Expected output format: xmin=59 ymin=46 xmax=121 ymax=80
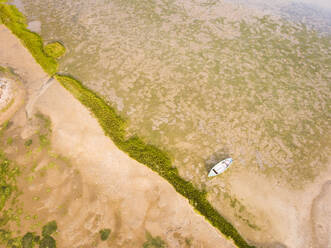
xmin=0 ymin=2 xmax=255 ymax=247
xmin=0 ymin=3 xmax=59 ymax=75
xmin=44 ymin=41 xmax=66 ymax=59
xmin=56 ymin=75 xmax=255 ymax=248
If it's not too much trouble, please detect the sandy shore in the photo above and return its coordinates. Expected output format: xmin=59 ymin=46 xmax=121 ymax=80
xmin=0 ymin=24 xmax=237 ymax=247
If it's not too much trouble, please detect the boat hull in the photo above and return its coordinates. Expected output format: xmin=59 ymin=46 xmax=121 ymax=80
xmin=208 ymin=158 xmax=233 ymax=177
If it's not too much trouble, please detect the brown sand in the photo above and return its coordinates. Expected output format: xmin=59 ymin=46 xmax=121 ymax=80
xmin=0 ymin=25 xmax=236 ymax=247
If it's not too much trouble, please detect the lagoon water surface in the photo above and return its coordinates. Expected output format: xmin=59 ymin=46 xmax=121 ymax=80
xmin=12 ymin=0 xmax=331 ymax=245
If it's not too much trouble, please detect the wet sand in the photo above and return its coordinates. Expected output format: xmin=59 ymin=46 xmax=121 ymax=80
xmin=0 ymin=24 xmax=236 ymax=247
xmin=220 ymin=166 xmax=331 ymax=247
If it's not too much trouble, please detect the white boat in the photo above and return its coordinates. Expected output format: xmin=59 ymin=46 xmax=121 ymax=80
xmin=208 ymin=158 xmax=233 ymax=177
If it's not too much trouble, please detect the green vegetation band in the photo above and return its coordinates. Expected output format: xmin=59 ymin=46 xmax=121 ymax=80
xmin=55 ymin=75 xmax=255 ymax=248
xmin=0 ymin=3 xmax=255 ymax=247
xmin=0 ymin=3 xmax=58 ymax=75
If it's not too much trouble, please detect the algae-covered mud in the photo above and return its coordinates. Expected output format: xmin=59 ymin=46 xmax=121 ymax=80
xmin=3 ymin=0 xmax=331 ymax=247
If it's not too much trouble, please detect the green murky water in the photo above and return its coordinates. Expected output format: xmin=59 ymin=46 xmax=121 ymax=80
xmin=11 ymin=0 xmax=331 ymax=233
xmin=15 ymin=0 xmax=331 ymax=185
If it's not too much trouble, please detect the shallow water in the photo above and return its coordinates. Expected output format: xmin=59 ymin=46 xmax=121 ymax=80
xmin=14 ymin=0 xmax=331 ymax=184
xmin=11 ymin=0 xmax=331 ymax=234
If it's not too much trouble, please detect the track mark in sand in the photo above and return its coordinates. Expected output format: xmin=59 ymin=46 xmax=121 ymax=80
xmin=310 ymin=180 xmax=331 ymax=248
xmin=25 ymin=76 xmax=54 ymax=118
